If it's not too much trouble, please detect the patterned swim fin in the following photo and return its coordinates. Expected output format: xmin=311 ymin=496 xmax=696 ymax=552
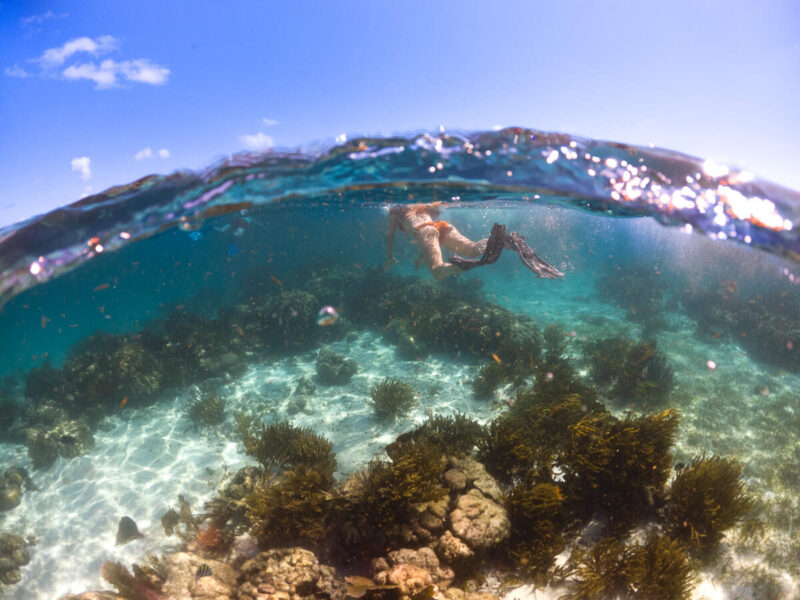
xmin=450 ymin=223 xmax=506 ymax=271
xmin=506 ymin=231 xmax=564 ymax=278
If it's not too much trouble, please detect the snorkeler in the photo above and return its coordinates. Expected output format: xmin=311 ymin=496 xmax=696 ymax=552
xmin=384 ymin=203 xmax=563 ymax=280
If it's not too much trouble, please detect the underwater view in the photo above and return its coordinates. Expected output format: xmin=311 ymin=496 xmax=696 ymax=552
xmin=1 ymin=128 xmax=800 ymax=600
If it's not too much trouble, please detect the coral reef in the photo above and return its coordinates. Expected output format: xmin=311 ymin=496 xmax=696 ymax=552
xmin=369 ymin=378 xmax=417 ymax=421
xmin=316 ymin=347 xmax=359 ymax=385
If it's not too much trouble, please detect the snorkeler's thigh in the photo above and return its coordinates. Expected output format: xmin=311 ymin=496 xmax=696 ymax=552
xmin=441 ymin=228 xmax=482 ymax=257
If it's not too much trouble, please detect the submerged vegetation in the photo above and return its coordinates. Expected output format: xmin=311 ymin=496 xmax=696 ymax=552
xmin=0 ymin=261 xmax=768 ymax=597
xmin=368 ymin=377 xmax=417 ymax=420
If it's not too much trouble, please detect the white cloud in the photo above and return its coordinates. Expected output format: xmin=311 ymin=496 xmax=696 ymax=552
xmin=21 ymin=11 xmax=68 ymax=28
xmin=135 ymin=147 xmax=170 ymax=160
xmin=4 ymin=65 xmax=30 ymax=78
xmin=119 ymin=59 xmax=170 ymax=85
xmin=39 ymin=35 xmax=118 ymax=66
xmin=134 ymin=147 xmax=153 ymax=160
xmin=71 ymin=156 xmax=91 ymax=180
xmin=63 ymin=58 xmax=170 ymax=89
xmin=262 ymin=118 xmax=279 ymax=127
xmin=239 ymin=132 xmax=274 ymax=151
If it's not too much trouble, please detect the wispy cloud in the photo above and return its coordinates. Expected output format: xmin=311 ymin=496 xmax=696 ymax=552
xmin=63 ymin=58 xmax=170 ymax=89
xmin=71 ymin=157 xmax=91 ymax=180
xmin=39 ymin=35 xmax=118 ymax=66
xmin=21 ymin=11 xmax=68 ymax=29
xmin=134 ymin=147 xmax=170 ymax=160
xmin=7 ymin=35 xmax=170 ymax=89
xmin=262 ymin=118 xmax=279 ymax=127
xmin=4 ymin=65 xmax=30 ymax=78
xmin=239 ymin=132 xmax=274 ymax=151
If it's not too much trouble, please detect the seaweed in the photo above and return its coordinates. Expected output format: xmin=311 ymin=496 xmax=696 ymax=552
xmin=561 ymin=409 xmax=679 ymax=529
xmin=665 ymin=456 xmax=752 ymax=556
xmin=369 ymin=378 xmax=416 ymax=421
xmin=564 ymin=533 xmax=693 ymax=600
xmin=334 ymin=439 xmax=446 ymax=559
xmin=101 ymin=560 xmax=163 ymax=600
xmin=246 ymin=465 xmax=333 ymax=551
xmin=187 ymin=391 xmax=225 ymax=427
xmin=386 ymin=412 xmax=484 ymax=458
xmin=563 ymin=537 xmax=634 ymax=600
xmin=506 ymin=481 xmax=569 ymax=580
xmin=237 ymin=417 xmax=337 ymax=482
xmin=628 ymin=533 xmax=695 ymax=600
xmin=478 ymin=394 xmax=599 ymax=486
xmin=614 ymin=340 xmax=675 ymax=407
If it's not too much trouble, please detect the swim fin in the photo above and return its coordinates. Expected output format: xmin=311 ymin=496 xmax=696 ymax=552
xmin=450 ymin=223 xmax=506 ymax=271
xmin=505 ymin=231 xmax=564 ymax=278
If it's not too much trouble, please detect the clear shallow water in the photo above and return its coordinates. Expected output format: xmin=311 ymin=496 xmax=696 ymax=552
xmin=0 ymin=129 xmax=799 ymax=599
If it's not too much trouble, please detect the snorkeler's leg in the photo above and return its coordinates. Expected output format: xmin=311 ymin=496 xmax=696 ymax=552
xmin=505 ymin=231 xmax=564 ymax=278
xmin=441 ymin=227 xmax=484 ymax=257
xmin=449 ymin=223 xmax=507 ymax=271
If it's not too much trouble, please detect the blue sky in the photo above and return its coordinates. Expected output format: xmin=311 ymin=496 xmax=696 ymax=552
xmin=1 ymin=0 xmax=798 ymax=227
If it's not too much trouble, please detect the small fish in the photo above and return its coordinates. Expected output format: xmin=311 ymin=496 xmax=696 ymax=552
xmin=120 ymin=397 xmax=128 ymax=409
xmin=227 ymin=243 xmax=239 ymax=256
xmin=189 ymin=231 xmax=203 ymax=241
xmin=491 ymin=352 xmax=502 ymax=364
xmin=270 ymin=275 xmax=283 ymax=286
xmin=195 ymin=564 xmax=213 ymax=581
xmin=316 ymin=305 xmax=340 ymax=326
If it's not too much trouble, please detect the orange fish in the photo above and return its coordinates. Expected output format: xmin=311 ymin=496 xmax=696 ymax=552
xmin=120 ymin=397 xmax=128 ymax=409
xmin=491 ymin=353 xmax=502 ymax=364
xmin=270 ymin=276 xmax=283 ymax=286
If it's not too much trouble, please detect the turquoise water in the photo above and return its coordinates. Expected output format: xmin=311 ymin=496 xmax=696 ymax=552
xmin=0 ymin=129 xmax=799 ymax=599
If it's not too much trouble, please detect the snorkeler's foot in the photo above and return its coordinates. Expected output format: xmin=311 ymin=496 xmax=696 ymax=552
xmin=506 ymin=231 xmax=564 ymax=278
xmin=450 ymin=223 xmax=507 ymax=271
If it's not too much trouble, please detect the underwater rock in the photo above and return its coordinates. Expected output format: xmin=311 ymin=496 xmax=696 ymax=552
xmin=443 ymin=469 xmax=467 ymax=492
xmin=238 ymin=548 xmax=322 ymax=600
xmin=160 ymin=552 xmax=236 ymax=600
xmin=115 ymin=516 xmax=144 ymax=546
xmin=287 ymin=375 xmax=315 ymax=416
xmin=25 ymin=418 xmax=94 ymax=469
xmin=315 ymin=348 xmax=358 ymax=385
xmin=434 ymin=531 xmax=475 ymax=564
xmin=0 ymin=533 xmax=30 ymax=586
xmin=445 ymin=457 xmax=502 ymax=502
xmin=374 ymin=547 xmax=454 ymax=586
xmin=0 ymin=483 xmax=20 ymax=512
xmin=448 ymin=489 xmax=510 ymax=552
xmin=413 ymin=496 xmax=449 ymax=532
xmin=372 ymin=564 xmax=437 ymax=600
xmin=0 ymin=467 xmax=35 ymax=511
xmin=222 ymin=466 xmax=262 ymax=501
